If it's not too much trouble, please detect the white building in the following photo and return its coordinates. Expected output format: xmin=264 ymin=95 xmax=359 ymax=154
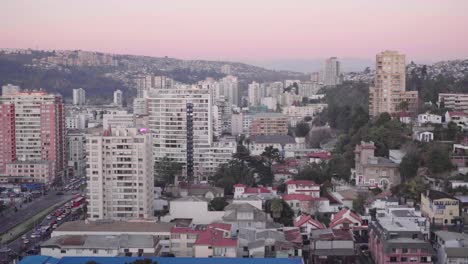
xmin=219 ymin=75 xmax=239 ymax=107
xmin=417 ymin=113 xmax=442 ymax=125
xmin=1 ymin=84 xmax=20 ymax=96
xmin=445 ymin=111 xmax=468 ymax=129
xmin=299 ymin=81 xmax=321 ymax=97
xmin=113 ymin=89 xmax=123 ymax=106
xmin=248 ymin=81 xmax=261 ymax=106
xmin=260 ymin=97 xmax=277 ymax=111
xmin=162 ymin=196 xmax=224 ymax=224
xmin=133 ymin=98 xmax=148 ymax=116
xmin=285 ymin=180 xmax=320 ymax=197
xmin=72 ymin=88 xmax=86 ymax=105
xmin=102 ymin=112 xmax=136 ymax=130
xmin=282 ymin=104 xmax=327 ymax=126
xmin=320 ymin=57 xmax=341 ymax=86
xmin=86 ymin=128 xmax=154 ymax=220
xmin=231 ymin=113 xmax=243 ymax=136
xmin=434 ymin=231 xmax=468 ymax=264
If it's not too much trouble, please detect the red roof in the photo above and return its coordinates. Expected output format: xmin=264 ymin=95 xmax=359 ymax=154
xmin=329 ymin=208 xmax=362 ymax=228
xmin=294 ymin=214 xmax=325 ymax=229
xmin=282 ymin=194 xmax=327 ymax=202
xmin=244 ymin=187 xmax=272 ymax=194
xmin=285 ymin=180 xmax=319 ymax=186
xmin=397 ymin=112 xmax=411 ymax=118
xmin=308 ymin=151 xmax=332 ymax=160
xmin=233 ymin=184 xmax=247 ymax=188
xmin=170 ymin=227 xmax=203 ymax=234
xmin=316 ymin=229 xmax=353 ymax=240
xmin=283 ymin=228 xmax=303 ymax=245
xmin=195 ymin=229 xmax=237 ymax=247
xmin=448 ymin=111 xmax=468 ymax=117
xmin=206 ymin=223 xmax=231 ymax=232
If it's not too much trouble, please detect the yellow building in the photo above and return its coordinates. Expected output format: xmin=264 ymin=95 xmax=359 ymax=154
xmin=421 ymin=190 xmax=460 ymax=225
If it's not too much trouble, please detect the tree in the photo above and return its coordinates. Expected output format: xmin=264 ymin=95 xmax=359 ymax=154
xmin=307 ymin=127 xmax=333 ymax=148
xmin=425 ymin=144 xmax=453 ymax=175
xmin=295 ymin=163 xmax=329 ymax=184
xmin=294 ymin=122 xmax=310 ymax=137
xmin=352 ymin=193 xmax=368 ymax=215
xmin=397 ymin=101 xmax=409 ymax=112
xmin=154 ymin=156 xmax=182 ymax=185
xmin=210 ymin=160 xmax=254 ymax=193
xmin=304 ymin=116 xmax=313 ymax=122
xmin=209 ymin=197 xmax=228 ymax=211
xmin=266 ymin=198 xmax=294 ymax=226
xmin=400 ymin=151 xmax=421 ymax=181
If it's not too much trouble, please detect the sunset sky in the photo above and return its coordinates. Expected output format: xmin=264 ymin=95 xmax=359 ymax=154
xmin=1 ymin=0 xmax=468 ymax=69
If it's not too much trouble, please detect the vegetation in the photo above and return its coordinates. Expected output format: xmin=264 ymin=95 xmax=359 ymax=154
xmin=353 ymin=193 xmax=368 ymax=215
xmin=154 ymin=156 xmax=183 ymax=185
xmin=265 ymin=198 xmax=295 ymax=226
xmin=209 ymin=197 xmax=228 ymax=211
xmin=294 ymin=122 xmax=310 ymax=137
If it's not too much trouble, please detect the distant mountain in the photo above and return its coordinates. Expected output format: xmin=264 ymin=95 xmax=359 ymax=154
xmin=245 ymin=58 xmax=373 ymax=73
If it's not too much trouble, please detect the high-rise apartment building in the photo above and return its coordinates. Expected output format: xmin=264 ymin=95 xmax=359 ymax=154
xmin=369 ymin=51 xmax=418 ymax=117
xmin=67 ymin=130 xmax=86 ymax=178
xmin=250 ymin=113 xmax=288 ymax=136
xmin=218 ymin=75 xmax=239 ymax=107
xmin=248 ymin=81 xmax=261 ymax=106
xmin=72 ymin=88 xmax=86 ymax=105
xmin=113 ymin=89 xmax=123 ymax=106
xmin=148 ymin=85 xmax=212 ymax=181
xmin=86 ymin=128 xmax=154 ymax=220
xmin=0 ymin=89 xmax=66 ymax=184
xmin=1 ymin=84 xmax=20 ymax=96
xmin=438 ymin=93 xmax=468 ymax=113
xmin=320 ymin=57 xmax=341 ymax=86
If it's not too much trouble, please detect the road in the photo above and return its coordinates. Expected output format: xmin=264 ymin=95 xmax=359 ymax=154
xmin=0 ymin=192 xmax=73 ymax=235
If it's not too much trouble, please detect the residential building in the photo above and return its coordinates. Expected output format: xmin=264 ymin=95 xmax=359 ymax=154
xmin=320 ymin=57 xmax=341 ymax=86
xmin=72 ymin=88 xmax=86 ymax=105
xmin=86 ymin=128 xmax=154 ymax=220
xmin=248 ymin=135 xmax=297 ymax=157
xmin=414 ymin=131 xmax=434 ymax=142
xmin=282 ymin=104 xmax=327 ymax=126
xmin=162 ymin=196 xmax=224 ymax=224
xmin=222 ymin=203 xmax=273 ymax=231
xmin=41 ymin=234 xmax=159 ymax=258
xmin=298 ymin=81 xmax=321 ymax=97
xmin=219 ymin=75 xmax=239 ymax=107
xmin=282 ymin=194 xmax=329 ymax=214
xmin=1 ymin=83 xmax=20 ymax=95
xmin=113 ymin=89 xmax=123 ymax=106
xmin=308 ymin=151 xmax=332 ymax=164
xmin=417 ymin=113 xmax=442 ymax=125
xmin=250 ymin=113 xmax=288 ymax=136
xmin=66 ymin=130 xmax=86 ymax=178
xmin=420 ymin=190 xmax=460 ymax=225
xmin=445 ymin=111 xmax=468 ymax=129
xmin=237 ymin=227 xmax=302 ymax=258
xmin=233 ymin=184 xmax=277 ymax=199
xmin=230 ymin=113 xmax=243 ymax=136
xmin=0 ymin=90 xmax=66 ymax=184
xmin=294 ymin=214 xmax=325 ymax=237
xmin=434 ymin=231 xmax=468 ymax=264
xmin=329 ymin=208 xmax=368 ymax=234
xmin=133 ymin=98 xmax=148 ymax=116
xmin=438 ymin=93 xmax=468 ymax=113
xmin=102 ymin=112 xmax=136 ymax=129
xmin=310 ymin=228 xmax=355 ymax=264
xmin=248 ymin=81 xmax=261 ymax=106
xmin=354 ymin=141 xmax=400 ymax=189
xmin=285 ymin=180 xmax=320 ymax=197
xmin=369 ymin=207 xmax=433 ymax=264
xmin=369 ymin=51 xmax=418 ymax=117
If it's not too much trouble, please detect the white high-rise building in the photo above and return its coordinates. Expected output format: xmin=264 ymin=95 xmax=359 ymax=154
xmin=102 ymin=112 xmax=135 ymax=130
xmin=320 ymin=57 xmax=341 ymax=86
xmin=86 ymin=128 xmax=154 ymax=220
xmin=218 ymin=75 xmax=239 ymax=107
xmin=67 ymin=131 xmax=86 ymax=178
xmin=299 ymin=81 xmax=321 ymax=97
xmin=73 ymin=88 xmax=86 ymax=105
xmin=133 ymin=98 xmax=148 ymax=116
xmin=148 ymin=85 xmax=212 ymax=180
xmin=248 ymin=82 xmax=261 ymax=106
xmin=113 ymin=90 xmax=123 ymax=106
xmin=1 ymin=84 xmax=20 ymax=96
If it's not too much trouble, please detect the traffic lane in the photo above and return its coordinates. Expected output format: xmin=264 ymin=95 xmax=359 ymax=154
xmin=0 ymin=193 xmax=73 ymax=234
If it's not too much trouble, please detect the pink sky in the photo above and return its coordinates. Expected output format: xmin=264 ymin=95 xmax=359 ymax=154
xmin=1 ymin=0 xmax=468 ymax=62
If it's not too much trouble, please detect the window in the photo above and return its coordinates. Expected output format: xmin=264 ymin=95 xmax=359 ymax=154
xmin=402 ymin=248 xmax=408 ymax=253
xmin=60 ymin=249 xmax=66 ymax=254
xmin=390 ymin=257 xmax=397 ymax=262
xmin=401 ymin=257 xmax=408 ymax=262
xmin=410 ymin=257 xmax=418 ymax=262
xmin=171 ymin=234 xmax=180 ymax=239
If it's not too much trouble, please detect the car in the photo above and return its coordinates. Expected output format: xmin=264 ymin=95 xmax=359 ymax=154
xmin=57 ymin=217 xmax=62 ymax=221
xmin=46 ymin=215 xmax=52 ymax=220
xmin=23 ymin=239 xmax=30 ymax=244
xmin=22 ymin=235 xmax=27 ymax=240
xmin=52 ymin=224 xmax=58 ymax=229
xmin=30 ymin=233 xmax=36 ymax=239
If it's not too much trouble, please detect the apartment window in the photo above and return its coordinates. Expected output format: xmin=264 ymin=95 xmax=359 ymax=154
xmin=410 ymin=257 xmax=418 ymax=262
xmin=402 ymin=248 xmax=408 ymax=253
xmin=171 ymin=243 xmax=180 ymax=248
xmin=401 ymin=257 xmax=407 ymax=262
xmin=60 ymin=249 xmax=66 ymax=254
xmin=390 ymin=257 xmax=397 ymax=262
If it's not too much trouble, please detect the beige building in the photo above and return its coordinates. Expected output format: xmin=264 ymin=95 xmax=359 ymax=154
xmin=86 ymin=128 xmax=154 ymax=220
xmin=421 ymin=190 xmax=460 ymax=225
xmin=354 ymin=141 xmax=400 ymax=189
xmin=369 ymin=51 xmax=418 ymax=117
xmin=250 ymin=113 xmax=288 ymax=136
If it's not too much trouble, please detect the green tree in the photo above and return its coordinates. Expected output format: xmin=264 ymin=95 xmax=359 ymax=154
xmin=426 ymin=144 xmax=453 ymax=174
xmin=210 ymin=160 xmax=254 ymax=193
xmin=294 ymin=122 xmax=310 ymax=137
xmin=209 ymin=197 xmax=228 ymax=211
xmin=154 ymin=156 xmax=183 ymax=185
xmin=266 ymin=198 xmax=294 ymax=226
xmin=352 ymin=193 xmax=368 ymax=215
xmin=400 ymin=151 xmax=421 ymax=181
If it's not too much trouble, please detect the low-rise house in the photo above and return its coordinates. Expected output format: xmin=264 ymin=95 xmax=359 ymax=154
xmin=413 ymin=131 xmax=434 ymax=142
xmin=421 ymin=190 xmax=460 ymax=225
xmin=369 ymin=207 xmax=433 ymax=264
xmin=309 ymin=228 xmax=356 ymax=264
xmin=282 ymin=194 xmax=330 ymax=215
xmin=233 ymin=184 xmax=277 ymax=199
xmin=434 ymin=231 xmax=468 ymax=264
xmin=232 ymin=197 xmax=263 ymax=210
xmin=354 ymin=141 xmax=400 ymax=189
xmin=248 ymin=135 xmax=297 ymax=157
xmin=455 ymin=195 xmax=468 ymax=223
xmin=41 ymin=234 xmax=158 ymax=258
xmin=294 ymin=214 xmax=325 ymax=237
xmin=285 ymin=180 xmax=320 ymax=197
xmin=398 ymin=112 xmax=412 ymax=124
xmin=452 ymin=140 xmax=468 ymax=174
xmin=307 ymin=151 xmax=332 ymax=164
xmin=179 ymin=184 xmax=224 ymax=201
xmin=329 ymin=208 xmax=368 ymax=235
xmin=222 ymin=203 xmax=274 ymax=231
xmin=389 ymin=149 xmax=406 ymax=164
xmin=417 ymin=113 xmax=442 ymax=125
xmin=237 ymin=228 xmax=302 ymax=258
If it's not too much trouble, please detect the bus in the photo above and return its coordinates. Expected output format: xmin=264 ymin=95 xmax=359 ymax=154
xmin=71 ymin=196 xmax=85 ymax=209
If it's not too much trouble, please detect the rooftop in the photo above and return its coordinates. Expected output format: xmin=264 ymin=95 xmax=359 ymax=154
xmin=41 ymin=234 xmax=155 ymax=250
xmin=54 ymin=220 xmax=174 ymax=233
xmin=250 ymin=135 xmax=296 ymax=144
xmin=424 ymin=190 xmax=456 ymax=200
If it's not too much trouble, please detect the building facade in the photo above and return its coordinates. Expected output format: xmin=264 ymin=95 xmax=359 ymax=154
xmin=72 ymin=88 xmax=86 ymax=105
xmin=86 ymin=128 xmax=154 ymax=220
